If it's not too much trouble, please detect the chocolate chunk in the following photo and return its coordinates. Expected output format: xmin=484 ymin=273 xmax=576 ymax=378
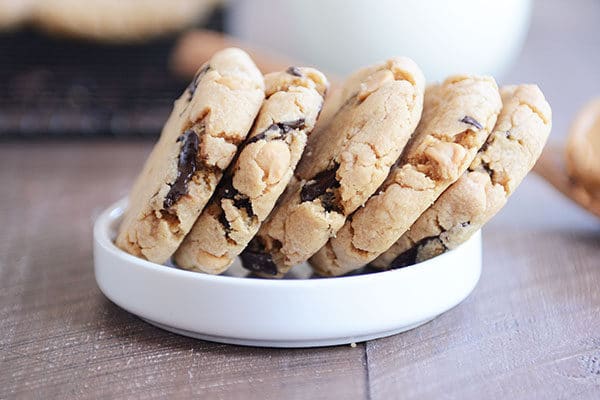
xmin=320 ymin=191 xmax=341 ymax=213
xmin=240 ymin=248 xmax=279 ymax=276
xmin=460 ymin=116 xmax=483 ymax=130
xmin=163 ymin=129 xmax=199 ymax=209
xmin=300 ymin=165 xmax=341 ymax=212
xmin=186 ymin=64 xmax=211 ymax=102
xmin=387 ymin=236 xmax=447 ymax=269
xmin=216 ymin=177 xmax=255 ymax=220
xmin=218 ymin=210 xmax=231 ymax=232
xmin=217 ymin=178 xmax=237 ymax=201
xmin=479 ymin=141 xmax=490 ymax=152
xmin=246 ymin=119 xmax=306 ymax=145
xmin=277 ymin=118 xmax=306 ymax=133
xmin=232 ymin=197 xmax=253 ymax=217
xmin=479 ymin=161 xmax=494 ymax=178
xmin=286 ymin=66 xmax=303 ymax=77
xmin=387 ymin=246 xmax=419 ymax=269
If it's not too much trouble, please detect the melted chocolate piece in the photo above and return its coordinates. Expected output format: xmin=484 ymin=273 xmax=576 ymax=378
xmin=479 ymin=161 xmax=494 ymax=178
xmin=218 ymin=209 xmax=231 ymax=232
xmin=320 ymin=191 xmax=340 ymax=213
xmin=387 ymin=236 xmax=447 ymax=269
xmin=277 ymin=118 xmax=306 ymax=133
xmin=240 ymin=247 xmax=279 ymax=276
xmin=234 ymin=197 xmax=253 ymax=217
xmin=460 ymin=116 xmax=483 ymax=130
xmin=217 ymin=177 xmax=254 ymax=218
xmin=163 ymin=129 xmax=200 ymax=209
xmin=479 ymin=141 xmax=490 ymax=152
xmin=286 ymin=66 xmax=303 ymax=77
xmin=246 ymin=119 xmax=306 ymax=144
xmin=387 ymin=246 xmax=419 ymax=270
xmin=300 ymin=166 xmax=341 ymax=212
xmin=186 ymin=64 xmax=211 ymax=102
xmin=214 ymin=177 xmax=253 ymax=234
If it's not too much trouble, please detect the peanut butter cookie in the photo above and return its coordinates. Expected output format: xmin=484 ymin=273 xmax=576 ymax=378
xmin=116 ymin=48 xmax=264 ymax=263
xmin=174 ymin=67 xmax=328 ymax=274
xmin=311 ymin=75 xmax=502 ymax=276
xmin=372 ymin=84 xmax=551 ymax=268
xmin=242 ymin=57 xmax=425 ymax=277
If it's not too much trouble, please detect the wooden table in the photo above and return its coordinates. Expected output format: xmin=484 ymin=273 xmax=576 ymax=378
xmin=1 ymin=140 xmax=599 ymax=399
xmin=2 ymin=1 xmax=600 ymax=398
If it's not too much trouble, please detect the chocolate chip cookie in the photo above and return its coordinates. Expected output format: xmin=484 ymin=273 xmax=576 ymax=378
xmin=115 ymin=48 xmax=264 ymax=263
xmin=566 ymin=97 xmax=600 ymax=198
xmin=310 ymin=75 xmax=502 ymax=276
xmin=372 ymin=84 xmax=552 ymax=269
xmin=241 ymin=57 xmax=426 ymax=277
xmin=173 ymin=67 xmax=329 ymax=273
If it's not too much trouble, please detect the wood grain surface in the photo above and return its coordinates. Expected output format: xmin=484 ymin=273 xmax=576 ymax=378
xmin=1 ymin=138 xmax=599 ymax=400
xmin=0 ymin=143 xmax=370 ymax=400
xmin=1 ymin=1 xmax=600 ymax=398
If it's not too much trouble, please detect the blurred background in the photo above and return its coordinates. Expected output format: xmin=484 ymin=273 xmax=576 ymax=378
xmin=0 ymin=0 xmax=597 ymax=141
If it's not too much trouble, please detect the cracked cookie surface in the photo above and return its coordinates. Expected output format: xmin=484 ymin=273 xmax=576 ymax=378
xmin=173 ymin=67 xmax=328 ymax=274
xmin=372 ymin=84 xmax=552 ymax=268
xmin=241 ymin=57 xmax=425 ymax=277
xmin=310 ymin=75 xmax=502 ymax=276
xmin=115 ymin=48 xmax=264 ymax=263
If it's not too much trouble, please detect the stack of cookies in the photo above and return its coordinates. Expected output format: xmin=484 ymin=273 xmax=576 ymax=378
xmin=116 ymin=48 xmax=552 ymax=278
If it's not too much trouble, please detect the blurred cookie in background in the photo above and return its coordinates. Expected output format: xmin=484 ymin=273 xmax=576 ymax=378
xmin=31 ymin=0 xmax=221 ymax=42
xmin=566 ymin=97 xmax=600 ymax=198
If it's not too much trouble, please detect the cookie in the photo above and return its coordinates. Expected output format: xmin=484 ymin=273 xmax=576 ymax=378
xmin=173 ymin=67 xmax=328 ymax=273
xmin=115 ymin=48 xmax=264 ymax=263
xmin=32 ymin=0 xmax=220 ymax=42
xmin=310 ymin=75 xmax=502 ymax=276
xmin=241 ymin=57 xmax=425 ymax=277
xmin=565 ymin=97 xmax=600 ymax=198
xmin=372 ymin=84 xmax=552 ymax=268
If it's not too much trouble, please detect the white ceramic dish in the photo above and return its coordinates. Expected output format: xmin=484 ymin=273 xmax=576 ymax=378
xmin=93 ymin=199 xmax=482 ymax=348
